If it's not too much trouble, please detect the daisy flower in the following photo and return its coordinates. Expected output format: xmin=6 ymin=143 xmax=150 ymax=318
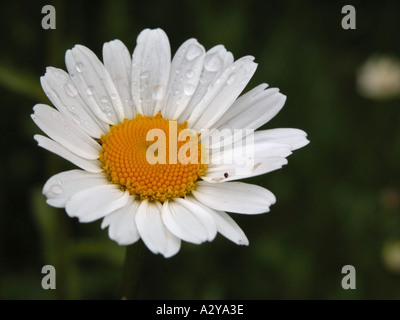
xmin=32 ymin=28 xmax=309 ymax=258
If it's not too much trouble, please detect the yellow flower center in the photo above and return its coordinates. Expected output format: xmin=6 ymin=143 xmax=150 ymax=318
xmin=99 ymin=113 xmax=207 ymax=202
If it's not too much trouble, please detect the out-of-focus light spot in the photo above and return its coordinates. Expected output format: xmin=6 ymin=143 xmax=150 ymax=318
xmin=357 ymin=55 xmax=400 ymax=100
xmin=382 ymin=240 xmax=400 ymax=274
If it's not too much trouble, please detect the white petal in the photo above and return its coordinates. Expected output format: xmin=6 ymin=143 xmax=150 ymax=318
xmin=40 ymin=67 xmax=108 ymax=138
xmin=43 ymin=169 xmax=108 ymax=208
xmin=31 ymin=104 xmax=101 ymax=160
xmin=212 ymin=84 xmax=286 ymax=131
xmin=161 ymin=39 xmax=205 ymax=120
xmin=161 ymin=198 xmax=216 ymax=244
xmin=178 ymin=45 xmax=233 ymax=123
xmin=103 ymin=39 xmax=135 ymax=119
xmin=131 ymin=28 xmax=171 ymax=116
xmin=101 ymin=197 xmax=140 ymax=245
xmin=208 ymin=142 xmax=292 ymax=165
xmin=34 ymin=135 xmax=102 ymax=173
xmin=192 ymin=181 xmax=275 ymax=214
xmin=66 ymin=185 xmax=130 ymax=223
xmin=135 ymin=200 xmax=181 ymax=258
xmin=65 ymin=45 xmax=125 ymax=124
xmin=188 ymin=56 xmax=257 ymax=131
xmin=183 ymin=196 xmax=246 ymax=244
xmin=202 ymin=157 xmax=288 ymax=183
xmin=213 ymin=211 xmax=249 ymax=245
xmin=254 ymin=129 xmax=310 ymax=151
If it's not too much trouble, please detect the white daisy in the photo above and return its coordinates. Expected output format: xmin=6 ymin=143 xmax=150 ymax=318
xmin=32 ymin=28 xmax=309 ymax=258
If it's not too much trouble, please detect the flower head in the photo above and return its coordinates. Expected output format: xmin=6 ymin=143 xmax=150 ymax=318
xmin=32 ymin=28 xmax=309 ymax=257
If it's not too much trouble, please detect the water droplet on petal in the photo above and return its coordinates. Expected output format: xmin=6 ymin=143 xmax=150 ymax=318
xmin=140 ymin=72 xmax=149 ymax=79
xmin=204 ymin=55 xmax=222 ymax=72
xmin=76 ymin=62 xmax=84 ymax=73
xmin=86 ymin=86 xmax=94 ymax=96
xmin=227 ymin=74 xmax=236 ymax=86
xmin=186 ymin=45 xmax=202 ymax=61
xmin=50 ymin=184 xmax=63 ymax=195
xmin=110 ymin=93 xmax=118 ymax=100
xmin=186 ymin=70 xmax=195 ymax=79
xmin=70 ymin=112 xmax=81 ymax=124
xmin=100 ymin=96 xmax=109 ymax=103
xmin=64 ymin=82 xmax=78 ymax=97
xmin=184 ymin=84 xmax=195 ymax=96
xmin=152 ymin=85 xmax=164 ymax=101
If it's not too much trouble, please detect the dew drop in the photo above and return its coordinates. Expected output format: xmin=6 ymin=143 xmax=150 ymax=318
xmin=50 ymin=184 xmax=63 ymax=195
xmin=186 ymin=69 xmax=195 ymax=79
xmin=152 ymin=85 xmax=164 ymax=101
xmin=76 ymin=62 xmax=84 ymax=73
xmin=86 ymin=86 xmax=94 ymax=96
xmin=186 ymin=45 xmax=202 ymax=61
xmin=100 ymin=96 xmax=109 ymax=103
xmin=227 ymin=74 xmax=236 ymax=86
xmin=140 ymin=72 xmax=149 ymax=79
xmin=70 ymin=112 xmax=81 ymax=124
xmin=183 ymin=84 xmax=195 ymax=96
xmin=64 ymin=82 xmax=78 ymax=97
xmin=110 ymin=93 xmax=118 ymax=100
xmin=204 ymin=55 xmax=222 ymax=72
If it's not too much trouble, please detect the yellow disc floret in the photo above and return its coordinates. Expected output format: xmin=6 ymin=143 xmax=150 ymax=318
xmin=99 ymin=113 xmax=207 ymax=202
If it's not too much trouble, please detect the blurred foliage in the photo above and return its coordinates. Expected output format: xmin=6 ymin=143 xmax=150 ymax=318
xmin=0 ymin=0 xmax=399 ymax=299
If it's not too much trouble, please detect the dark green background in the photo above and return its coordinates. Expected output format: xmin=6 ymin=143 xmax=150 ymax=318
xmin=1 ymin=0 xmax=399 ymax=299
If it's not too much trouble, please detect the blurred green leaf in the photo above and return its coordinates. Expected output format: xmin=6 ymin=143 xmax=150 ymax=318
xmin=0 ymin=62 xmax=44 ymax=101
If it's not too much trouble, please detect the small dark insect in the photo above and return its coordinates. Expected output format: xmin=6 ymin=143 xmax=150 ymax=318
xmin=224 ymin=172 xmax=229 ymax=178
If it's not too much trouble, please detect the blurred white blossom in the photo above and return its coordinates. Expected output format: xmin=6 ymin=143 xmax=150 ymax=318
xmin=357 ymin=55 xmax=400 ymax=100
